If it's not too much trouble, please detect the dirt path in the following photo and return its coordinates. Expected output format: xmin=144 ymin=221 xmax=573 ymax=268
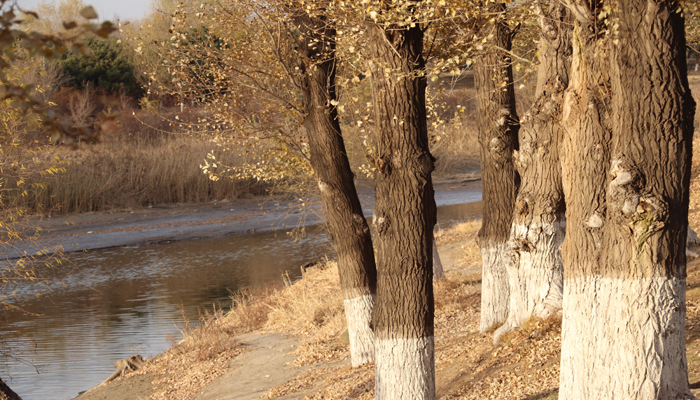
xmin=195 ymin=333 xmax=318 ymax=400
xmin=77 ymin=333 xmax=313 ymax=400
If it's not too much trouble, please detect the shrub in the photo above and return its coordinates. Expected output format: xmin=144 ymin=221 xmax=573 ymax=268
xmin=59 ymin=37 xmax=143 ymax=98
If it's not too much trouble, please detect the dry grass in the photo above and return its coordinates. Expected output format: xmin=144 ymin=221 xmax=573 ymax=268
xmin=435 ymin=220 xmax=482 ymax=247
xmin=223 ymin=264 xmax=346 ymax=351
xmin=431 ymin=112 xmax=481 ymax=176
xmin=134 ymin=307 xmax=243 ymax=400
xmin=6 ymin=73 xmax=485 ymax=216
xmin=261 ymin=264 xmax=348 ymax=367
xmin=4 ymin=137 xmax=267 ymax=214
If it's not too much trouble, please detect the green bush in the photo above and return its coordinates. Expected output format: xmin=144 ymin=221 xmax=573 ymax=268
xmin=60 ymin=37 xmax=143 ymax=98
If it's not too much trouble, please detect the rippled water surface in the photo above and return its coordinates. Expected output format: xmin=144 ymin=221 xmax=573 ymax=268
xmin=2 ymin=200 xmax=482 ymax=399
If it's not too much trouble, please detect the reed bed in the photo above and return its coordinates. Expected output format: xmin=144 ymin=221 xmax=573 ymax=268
xmin=4 ymin=137 xmax=267 ymax=214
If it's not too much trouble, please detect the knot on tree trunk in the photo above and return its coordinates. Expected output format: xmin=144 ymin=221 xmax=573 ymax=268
xmin=353 ymin=213 xmax=371 ymax=235
xmin=418 ymin=152 xmax=435 ymax=179
xmin=515 ymin=199 xmax=529 ymax=215
xmin=608 ymin=156 xmax=646 ymax=223
xmin=629 ymin=196 xmax=668 ymax=257
xmin=377 ymin=155 xmax=391 ymax=176
xmin=372 ymin=212 xmax=390 ymax=235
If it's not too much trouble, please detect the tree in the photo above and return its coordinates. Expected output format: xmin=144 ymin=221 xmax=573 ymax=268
xmin=473 ymin=3 xmax=520 ymax=333
xmin=494 ymin=2 xmax=571 ymax=341
xmin=289 ymin=9 xmax=378 ymax=367
xmin=365 ymin=8 xmax=437 ymax=400
xmin=178 ymin=25 xmax=230 ymax=102
xmin=59 ymin=37 xmax=143 ymax=97
xmin=559 ymin=0 xmax=695 ymax=397
xmin=160 ymin=1 xmax=380 ymax=367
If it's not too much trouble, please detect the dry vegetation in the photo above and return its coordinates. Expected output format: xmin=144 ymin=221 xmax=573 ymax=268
xmin=3 ymin=73 xmax=485 ymax=217
xmin=5 ymin=137 xmax=268 ymax=214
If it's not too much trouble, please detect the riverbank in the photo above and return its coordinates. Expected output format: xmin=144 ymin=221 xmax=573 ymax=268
xmin=74 ymin=218 xmax=700 ymax=399
xmin=12 ymin=176 xmax=481 ymax=258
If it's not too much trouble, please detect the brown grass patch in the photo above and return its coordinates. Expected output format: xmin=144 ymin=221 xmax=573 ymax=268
xmin=261 ymin=263 xmax=348 ymax=366
xmin=435 ymin=220 xmax=482 ymax=247
xmin=263 ymin=366 xmax=338 ymax=399
xmin=5 ymin=137 xmax=268 ymax=215
xmin=136 ymin=307 xmax=243 ymax=400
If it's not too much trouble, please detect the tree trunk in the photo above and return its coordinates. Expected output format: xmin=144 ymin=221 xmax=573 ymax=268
xmin=367 ymin=22 xmax=437 ymax=400
xmin=494 ymin=4 xmax=571 ymax=342
xmin=293 ymin=12 xmax=378 ymax=367
xmin=473 ymin=5 xmax=520 ymax=333
xmin=559 ymin=2 xmax=695 ymax=398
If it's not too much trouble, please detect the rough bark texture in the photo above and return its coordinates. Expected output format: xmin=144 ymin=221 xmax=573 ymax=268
xmin=474 ymin=5 xmax=520 ymax=333
xmin=559 ymin=1 xmax=695 ymax=398
xmin=367 ymin=21 xmax=437 ymax=400
xmin=293 ymin=13 xmax=378 ymax=367
xmin=495 ymin=4 xmax=570 ymax=342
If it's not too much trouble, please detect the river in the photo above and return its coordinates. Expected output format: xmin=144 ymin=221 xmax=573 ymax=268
xmin=1 ymin=185 xmax=482 ymax=399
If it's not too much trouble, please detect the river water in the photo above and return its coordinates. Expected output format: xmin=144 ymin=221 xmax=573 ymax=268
xmin=2 ymin=196 xmax=482 ymax=399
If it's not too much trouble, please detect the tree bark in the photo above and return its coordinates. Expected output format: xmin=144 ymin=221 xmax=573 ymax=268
xmin=293 ymin=12 xmax=378 ymax=367
xmin=473 ymin=5 xmax=520 ymax=333
xmin=367 ymin=21 xmax=437 ymax=400
xmin=494 ymin=3 xmax=571 ymax=342
xmin=559 ymin=1 xmax=695 ymax=398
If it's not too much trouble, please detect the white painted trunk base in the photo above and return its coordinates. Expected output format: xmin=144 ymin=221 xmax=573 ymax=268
xmin=375 ymin=336 xmax=435 ymax=400
xmin=560 ymin=276 xmax=693 ymax=400
xmin=494 ymin=220 xmax=564 ymax=343
xmin=343 ymin=294 xmax=376 ymax=367
xmin=480 ymin=243 xmax=511 ymax=332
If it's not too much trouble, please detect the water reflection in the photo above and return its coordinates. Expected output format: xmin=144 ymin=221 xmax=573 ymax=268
xmin=2 ymin=201 xmax=482 ymax=399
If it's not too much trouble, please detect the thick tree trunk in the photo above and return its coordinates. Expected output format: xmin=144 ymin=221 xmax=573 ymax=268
xmin=494 ymin=4 xmax=570 ymax=342
xmin=559 ymin=2 xmax=695 ymax=398
xmin=367 ymin=22 xmax=437 ymax=400
xmin=293 ymin=13 xmax=378 ymax=367
xmin=473 ymin=5 xmax=520 ymax=333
